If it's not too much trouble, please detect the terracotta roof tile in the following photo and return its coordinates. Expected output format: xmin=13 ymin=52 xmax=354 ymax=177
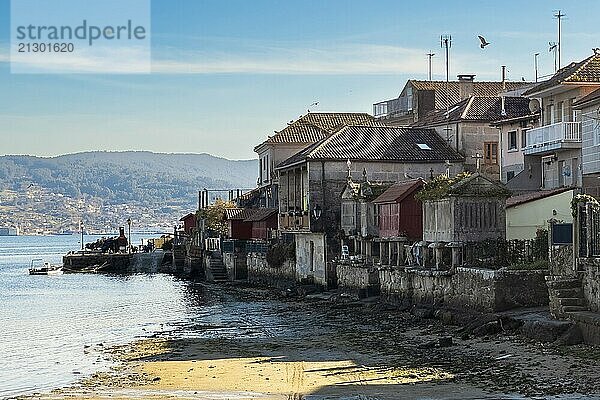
xmin=524 ymin=53 xmax=600 ymax=96
xmin=412 ymin=96 xmax=532 ymax=127
xmin=506 ymin=187 xmax=573 ymax=208
xmin=256 ymin=113 xmax=375 ymax=148
xmin=408 ymin=80 xmax=532 ymax=109
xmin=277 ymin=125 xmax=464 ymax=169
xmin=373 ymin=179 xmax=424 ymax=204
xmin=244 ymin=208 xmax=278 ymax=222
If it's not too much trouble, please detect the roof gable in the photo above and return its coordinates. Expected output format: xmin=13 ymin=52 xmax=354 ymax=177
xmin=255 ymin=112 xmax=375 ymax=151
xmin=524 ymin=53 xmax=600 ymax=96
xmin=373 ymin=179 xmax=424 ymax=204
xmin=448 ymin=173 xmax=511 ymax=197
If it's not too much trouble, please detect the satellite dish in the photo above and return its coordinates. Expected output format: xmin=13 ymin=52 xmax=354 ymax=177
xmin=529 ymin=99 xmax=541 ymax=113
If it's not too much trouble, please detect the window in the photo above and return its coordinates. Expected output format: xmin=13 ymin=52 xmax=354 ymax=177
xmin=484 ymin=142 xmax=498 ymax=164
xmin=508 ymin=130 xmax=517 ymax=150
xmin=594 ymin=122 xmax=600 ymax=146
xmin=416 ymin=143 xmax=432 ymax=150
xmin=521 ymin=129 xmax=528 ymax=149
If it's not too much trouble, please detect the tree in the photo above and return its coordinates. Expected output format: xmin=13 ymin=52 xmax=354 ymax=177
xmin=197 ymin=199 xmax=236 ymax=236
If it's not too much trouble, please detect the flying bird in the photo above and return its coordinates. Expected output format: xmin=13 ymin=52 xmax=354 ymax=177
xmin=478 ymin=35 xmax=490 ymax=49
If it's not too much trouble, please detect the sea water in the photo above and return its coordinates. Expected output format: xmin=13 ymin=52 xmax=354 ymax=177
xmin=0 ymin=234 xmax=198 ymax=398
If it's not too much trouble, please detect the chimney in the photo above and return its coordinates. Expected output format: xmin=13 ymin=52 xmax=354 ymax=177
xmin=501 ymin=66 xmax=506 ymax=91
xmin=458 ymin=74 xmax=475 ymax=100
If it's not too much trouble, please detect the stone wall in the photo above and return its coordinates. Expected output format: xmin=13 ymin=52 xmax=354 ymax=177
xmin=223 ymin=252 xmax=248 ymax=281
xmin=295 ymin=233 xmax=327 ymax=286
xmin=580 ymin=257 xmax=600 ymax=312
xmin=247 ymin=253 xmax=296 ymax=288
xmin=550 ymin=244 xmax=574 ymax=276
xmin=336 ymin=264 xmax=380 ymax=297
xmin=378 ymin=267 xmax=548 ymax=312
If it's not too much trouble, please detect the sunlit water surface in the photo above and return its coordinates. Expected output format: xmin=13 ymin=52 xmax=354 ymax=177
xmin=0 ymin=234 xmax=206 ymax=398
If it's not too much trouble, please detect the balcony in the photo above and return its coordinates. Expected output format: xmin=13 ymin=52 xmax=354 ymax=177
xmin=373 ymin=96 xmax=411 ymax=118
xmin=524 ymin=121 xmax=581 ymax=155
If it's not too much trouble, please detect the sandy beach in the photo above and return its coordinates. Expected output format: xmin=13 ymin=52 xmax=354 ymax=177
xmin=22 ymin=284 xmax=600 ymax=400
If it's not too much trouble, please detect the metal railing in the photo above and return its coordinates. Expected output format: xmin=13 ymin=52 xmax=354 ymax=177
xmin=524 ymin=121 xmax=581 ymax=154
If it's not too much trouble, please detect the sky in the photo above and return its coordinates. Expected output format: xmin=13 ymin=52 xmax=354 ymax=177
xmin=1 ymin=0 xmax=600 ymax=160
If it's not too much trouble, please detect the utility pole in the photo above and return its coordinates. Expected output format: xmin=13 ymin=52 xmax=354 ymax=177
xmin=554 ymin=10 xmax=566 ymax=70
xmin=441 ymin=35 xmax=452 ymax=115
xmin=534 ymin=53 xmax=540 ymax=82
xmin=441 ymin=35 xmax=452 ymax=144
xmin=427 ymin=51 xmax=435 ymax=81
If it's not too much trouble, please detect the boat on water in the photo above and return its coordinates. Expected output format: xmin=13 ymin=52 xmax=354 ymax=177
xmin=29 ymin=259 xmax=63 ymax=275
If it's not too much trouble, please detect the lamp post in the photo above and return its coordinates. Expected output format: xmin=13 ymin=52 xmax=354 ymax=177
xmin=126 ymin=218 xmax=132 ymax=254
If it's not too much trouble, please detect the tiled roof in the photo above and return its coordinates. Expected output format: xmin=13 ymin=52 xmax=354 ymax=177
xmin=523 ymin=53 xmax=600 ymax=96
xmin=277 ymin=125 xmax=464 ymax=169
xmin=373 ymin=179 xmax=424 ymax=204
xmin=179 ymin=213 xmax=196 ymax=222
xmin=506 ymin=187 xmax=573 ymax=208
xmin=256 ymin=113 xmax=375 ymax=148
xmin=412 ymin=96 xmax=532 ymax=127
xmin=244 ymin=208 xmax=278 ymax=222
xmin=224 ymin=208 xmax=257 ymax=220
xmin=408 ymin=80 xmax=532 ymax=109
xmin=573 ymin=87 xmax=600 ymax=108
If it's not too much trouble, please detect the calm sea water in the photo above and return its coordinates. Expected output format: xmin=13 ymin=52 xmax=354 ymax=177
xmin=0 ymin=234 xmax=204 ymax=399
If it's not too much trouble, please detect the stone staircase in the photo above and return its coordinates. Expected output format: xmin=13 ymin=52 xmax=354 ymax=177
xmin=545 ymin=275 xmax=588 ymax=319
xmin=207 ymin=256 xmax=229 ymax=283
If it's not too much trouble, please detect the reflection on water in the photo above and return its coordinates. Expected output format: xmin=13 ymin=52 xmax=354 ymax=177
xmin=0 ymin=235 xmax=204 ymax=398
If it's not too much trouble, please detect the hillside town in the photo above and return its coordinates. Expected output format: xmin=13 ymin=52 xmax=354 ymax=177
xmin=166 ymin=48 xmax=600 ymax=349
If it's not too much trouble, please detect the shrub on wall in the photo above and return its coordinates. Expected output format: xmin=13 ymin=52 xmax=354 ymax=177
xmin=266 ymin=242 xmax=296 ymax=268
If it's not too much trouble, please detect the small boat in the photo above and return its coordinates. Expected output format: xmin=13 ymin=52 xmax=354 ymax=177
xmin=29 ymin=259 xmax=63 ymax=275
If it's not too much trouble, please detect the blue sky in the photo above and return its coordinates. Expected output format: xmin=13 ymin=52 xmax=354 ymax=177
xmin=1 ymin=0 xmax=600 ymax=159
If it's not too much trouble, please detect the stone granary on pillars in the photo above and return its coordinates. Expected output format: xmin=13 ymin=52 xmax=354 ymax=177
xmin=372 ymin=178 xmax=425 ymax=267
xmin=275 ymin=124 xmax=464 ymax=288
xmin=340 ymin=166 xmax=390 ymax=258
xmin=412 ymin=95 xmax=533 ymax=182
xmin=372 ymin=76 xmax=532 ymax=126
xmin=252 ymin=112 xmax=374 ymax=208
xmin=419 ymin=173 xmax=511 ymax=268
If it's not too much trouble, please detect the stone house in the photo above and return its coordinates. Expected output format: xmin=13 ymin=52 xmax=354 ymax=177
xmin=521 ymin=51 xmax=600 ymax=191
xmin=412 ymin=95 xmax=533 ymax=181
xmin=373 ymin=76 xmax=531 ymax=126
xmin=573 ymin=88 xmax=600 ymax=197
xmin=275 ymin=124 xmax=464 ymax=287
xmin=252 ymin=112 xmax=374 ymax=208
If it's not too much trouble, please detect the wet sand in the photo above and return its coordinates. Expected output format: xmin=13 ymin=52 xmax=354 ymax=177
xmin=22 ymin=284 xmax=600 ymax=400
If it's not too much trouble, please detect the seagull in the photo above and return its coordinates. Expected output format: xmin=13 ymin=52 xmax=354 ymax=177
xmin=478 ymin=35 xmax=491 ymax=49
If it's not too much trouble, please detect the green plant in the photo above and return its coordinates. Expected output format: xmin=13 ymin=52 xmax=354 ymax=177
xmin=196 ymin=199 xmax=236 ymax=235
xmin=266 ymin=242 xmax=296 ymax=268
xmin=507 ymin=259 xmax=549 ymax=271
xmin=571 ymin=194 xmax=600 ymax=217
xmin=415 ymin=172 xmax=472 ymax=201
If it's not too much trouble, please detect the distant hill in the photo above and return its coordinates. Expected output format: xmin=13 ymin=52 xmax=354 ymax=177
xmin=0 ymin=151 xmax=258 ymax=207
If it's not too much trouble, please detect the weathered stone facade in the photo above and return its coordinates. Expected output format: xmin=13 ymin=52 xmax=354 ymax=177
xmin=246 ymin=253 xmax=296 ymax=288
xmin=336 ymin=264 xmax=380 ymax=297
xmin=378 ymin=267 xmax=548 ymax=312
xmin=580 ymin=257 xmax=600 ymax=313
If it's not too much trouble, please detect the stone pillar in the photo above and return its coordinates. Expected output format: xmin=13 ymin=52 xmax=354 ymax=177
xmin=396 ymin=242 xmax=402 ymax=266
xmin=379 ymin=242 xmax=383 ymax=264
xmin=388 ymin=242 xmax=393 ymax=266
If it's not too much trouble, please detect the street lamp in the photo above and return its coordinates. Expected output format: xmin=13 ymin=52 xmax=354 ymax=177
xmin=126 ymin=218 xmax=132 ymax=254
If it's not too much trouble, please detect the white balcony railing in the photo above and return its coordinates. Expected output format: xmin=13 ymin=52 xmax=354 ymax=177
xmin=524 ymin=121 xmax=581 ymax=155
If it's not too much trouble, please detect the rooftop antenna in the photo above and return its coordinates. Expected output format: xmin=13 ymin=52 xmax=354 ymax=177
xmin=554 ymin=10 xmax=566 ymax=70
xmin=549 ymin=42 xmax=558 ymax=73
xmin=427 ymin=51 xmax=435 ymax=81
xmin=441 ymin=35 xmax=452 ymax=117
